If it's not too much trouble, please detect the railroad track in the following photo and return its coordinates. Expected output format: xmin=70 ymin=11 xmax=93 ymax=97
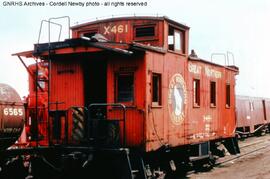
xmin=216 ymin=142 xmax=270 ymax=166
xmin=216 ymin=135 xmax=270 ymax=165
xmin=239 ymin=138 xmax=265 ymax=148
xmin=187 ymin=135 xmax=270 ymax=177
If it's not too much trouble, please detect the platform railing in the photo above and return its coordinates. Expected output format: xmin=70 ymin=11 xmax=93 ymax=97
xmin=88 ymin=103 xmax=126 ymax=148
xmin=211 ymin=51 xmax=236 ymax=66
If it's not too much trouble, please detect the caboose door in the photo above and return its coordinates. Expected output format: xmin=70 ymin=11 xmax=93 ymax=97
xmin=83 ymin=58 xmax=107 ymax=106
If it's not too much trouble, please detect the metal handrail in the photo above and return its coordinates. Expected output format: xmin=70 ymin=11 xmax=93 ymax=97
xmin=88 ymin=103 xmax=126 ymax=147
xmin=48 ymin=16 xmax=70 ymax=44
xmin=37 ymin=20 xmax=62 ymax=44
xmin=211 ymin=53 xmax=227 ymax=66
xmin=227 ymin=51 xmax=235 ymax=66
xmin=211 ymin=52 xmax=236 ymax=66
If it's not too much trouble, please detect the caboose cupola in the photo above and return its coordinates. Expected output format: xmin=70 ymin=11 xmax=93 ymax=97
xmin=71 ymin=16 xmax=189 ymax=54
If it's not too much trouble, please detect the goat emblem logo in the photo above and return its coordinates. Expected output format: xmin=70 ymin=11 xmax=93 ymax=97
xmin=168 ymin=73 xmax=187 ymax=125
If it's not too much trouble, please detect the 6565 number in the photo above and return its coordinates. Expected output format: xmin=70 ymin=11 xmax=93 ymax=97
xmin=3 ymin=108 xmax=24 ymax=116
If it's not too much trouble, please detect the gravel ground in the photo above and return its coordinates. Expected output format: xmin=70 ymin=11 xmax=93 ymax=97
xmin=188 ymin=136 xmax=270 ymax=179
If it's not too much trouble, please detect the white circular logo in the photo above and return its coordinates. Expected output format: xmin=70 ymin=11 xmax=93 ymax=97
xmin=168 ymin=73 xmax=187 ymax=125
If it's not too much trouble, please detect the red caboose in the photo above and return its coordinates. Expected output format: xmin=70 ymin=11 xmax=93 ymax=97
xmin=13 ymin=16 xmax=239 ymax=177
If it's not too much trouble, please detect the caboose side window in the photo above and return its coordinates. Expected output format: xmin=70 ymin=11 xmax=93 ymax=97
xmin=210 ymin=81 xmax=216 ymax=107
xmin=193 ymin=79 xmax=200 ymax=107
xmin=168 ymin=25 xmax=184 ymax=53
xmin=226 ymin=84 xmax=230 ymax=108
xmin=116 ymin=73 xmax=134 ymax=102
xmin=174 ymin=31 xmax=181 ymax=51
xmin=135 ymin=26 xmax=155 ymax=38
xmin=152 ymin=73 xmax=162 ymax=106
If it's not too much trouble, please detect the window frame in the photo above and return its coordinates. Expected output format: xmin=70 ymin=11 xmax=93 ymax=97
xmin=115 ymin=72 xmax=135 ymax=105
xmin=193 ymin=79 xmax=200 ymax=108
xmin=133 ymin=24 xmax=158 ymax=41
xmin=210 ymin=81 xmax=216 ymax=108
xmin=174 ymin=30 xmax=182 ymax=52
xmin=152 ymin=73 xmax=162 ymax=107
xmin=225 ymin=83 xmax=231 ymax=108
xmin=168 ymin=25 xmax=185 ymax=54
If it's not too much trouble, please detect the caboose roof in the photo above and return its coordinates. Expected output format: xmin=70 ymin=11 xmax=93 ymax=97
xmin=12 ymin=50 xmax=34 ymax=58
xmin=12 ymin=38 xmax=166 ymax=58
xmin=188 ymin=56 xmax=239 ymax=73
xmin=71 ymin=16 xmax=190 ymax=30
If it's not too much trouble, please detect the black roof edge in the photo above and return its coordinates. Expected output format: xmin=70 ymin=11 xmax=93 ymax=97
xmin=33 ymin=38 xmax=133 ymax=56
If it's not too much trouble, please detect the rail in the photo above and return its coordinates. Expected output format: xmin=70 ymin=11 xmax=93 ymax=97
xmin=187 ymin=135 xmax=270 ymax=177
xmin=215 ymin=137 xmax=270 ymax=166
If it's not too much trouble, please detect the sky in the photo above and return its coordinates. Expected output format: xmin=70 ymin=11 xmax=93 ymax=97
xmin=0 ymin=0 xmax=270 ymax=98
